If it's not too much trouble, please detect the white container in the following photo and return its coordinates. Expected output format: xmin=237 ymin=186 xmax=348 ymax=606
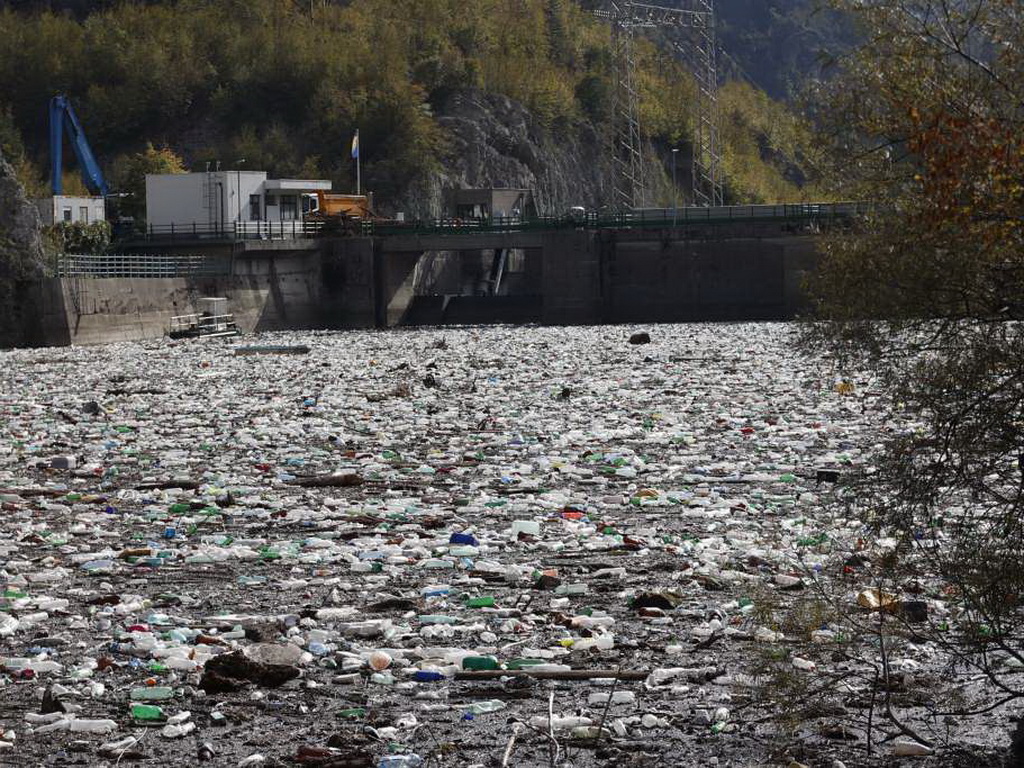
xmin=511 ymin=520 xmax=540 ymax=537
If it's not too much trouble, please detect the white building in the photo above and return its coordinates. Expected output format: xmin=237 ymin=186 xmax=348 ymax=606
xmin=145 ymin=171 xmax=331 ymax=237
xmin=35 ymin=195 xmax=106 ymax=226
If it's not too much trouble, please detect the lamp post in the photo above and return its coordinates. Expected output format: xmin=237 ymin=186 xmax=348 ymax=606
xmin=671 ymin=148 xmax=679 ymax=227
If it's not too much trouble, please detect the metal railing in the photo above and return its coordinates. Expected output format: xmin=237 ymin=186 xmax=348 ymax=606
xmin=56 ymin=252 xmax=231 ymax=278
xmin=169 ymin=312 xmax=240 ymax=338
xmin=369 ymin=201 xmax=870 ymax=237
xmin=129 ymin=203 xmax=869 ymax=242
xmin=142 ymin=220 xmax=324 ymax=241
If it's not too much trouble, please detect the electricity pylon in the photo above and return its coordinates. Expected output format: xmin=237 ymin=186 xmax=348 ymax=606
xmin=594 ymin=1 xmax=723 ymax=210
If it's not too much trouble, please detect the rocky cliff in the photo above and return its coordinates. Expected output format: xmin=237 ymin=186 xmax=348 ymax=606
xmin=0 ymin=150 xmax=45 ymax=278
xmin=392 ymin=90 xmax=670 ymax=219
xmin=0 ymin=149 xmax=47 ymax=347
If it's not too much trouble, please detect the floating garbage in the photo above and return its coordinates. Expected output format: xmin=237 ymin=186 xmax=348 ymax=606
xmin=0 ymin=325 xmax=964 ymax=764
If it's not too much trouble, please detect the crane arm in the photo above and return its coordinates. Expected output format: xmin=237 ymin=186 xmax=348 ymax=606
xmin=50 ymin=95 xmax=109 ymax=196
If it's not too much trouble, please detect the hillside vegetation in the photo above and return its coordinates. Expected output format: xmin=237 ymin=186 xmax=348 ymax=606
xmin=715 ymin=0 xmax=856 ymax=100
xmin=0 ymin=0 xmax=823 ymax=213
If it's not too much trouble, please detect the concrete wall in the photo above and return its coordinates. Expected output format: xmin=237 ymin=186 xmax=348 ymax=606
xmin=1 ymin=248 xmax=328 ymax=348
xmin=0 ymin=227 xmax=827 ymax=349
xmin=321 ymin=238 xmax=376 ymax=329
xmin=602 ymin=235 xmax=817 ymax=322
xmin=540 ymin=230 xmax=602 ymax=325
xmin=377 ymin=250 xmax=422 ymax=327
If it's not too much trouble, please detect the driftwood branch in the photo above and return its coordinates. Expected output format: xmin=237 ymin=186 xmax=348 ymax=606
xmin=454 ymin=669 xmax=648 ymax=682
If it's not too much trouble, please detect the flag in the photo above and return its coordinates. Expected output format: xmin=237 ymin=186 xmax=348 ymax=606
xmin=351 ymin=130 xmax=359 ymax=160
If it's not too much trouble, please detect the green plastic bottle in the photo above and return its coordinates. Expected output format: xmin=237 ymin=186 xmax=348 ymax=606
xmin=507 ymin=658 xmax=545 ymax=670
xmin=462 ymin=656 xmax=499 ymax=671
xmin=131 ymin=704 xmax=166 ymax=721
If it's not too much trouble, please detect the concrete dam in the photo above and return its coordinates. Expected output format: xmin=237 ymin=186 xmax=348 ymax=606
xmin=2 ymin=206 xmax=851 ymax=348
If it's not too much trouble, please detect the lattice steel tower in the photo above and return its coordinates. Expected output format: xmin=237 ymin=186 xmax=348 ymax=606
xmin=594 ymin=1 xmax=723 ymax=210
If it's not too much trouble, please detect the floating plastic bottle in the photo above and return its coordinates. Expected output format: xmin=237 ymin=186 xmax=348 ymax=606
xmin=131 ymin=704 xmax=166 ymax=721
xmin=378 ymin=756 xmax=424 ymax=768
xmin=464 ymin=700 xmax=506 ymax=715
xmin=462 ymin=656 xmax=499 ymax=671
xmin=130 ymin=687 xmax=174 ymax=701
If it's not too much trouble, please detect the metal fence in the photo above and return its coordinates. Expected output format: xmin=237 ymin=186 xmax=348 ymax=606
xmin=55 ymin=252 xmax=231 ymax=278
xmin=129 ymin=203 xmax=868 ymax=242
xmin=370 ymin=202 xmax=871 ymax=237
xmin=142 ymin=220 xmax=325 ymax=241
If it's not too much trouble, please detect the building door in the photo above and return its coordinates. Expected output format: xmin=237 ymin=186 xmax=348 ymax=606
xmin=281 ymin=196 xmax=297 ymax=221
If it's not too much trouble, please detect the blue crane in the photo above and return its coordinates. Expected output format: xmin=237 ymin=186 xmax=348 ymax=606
xmin=49 ymin=94 xmax=109 ymax=196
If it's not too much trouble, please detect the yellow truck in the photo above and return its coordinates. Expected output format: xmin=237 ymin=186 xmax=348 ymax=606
xmin=304 ymin=191 xmax=375 ymax=233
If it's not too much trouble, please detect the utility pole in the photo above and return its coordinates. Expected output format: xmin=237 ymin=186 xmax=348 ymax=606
xmin=594 ymin=1 xmax=723 ymax=210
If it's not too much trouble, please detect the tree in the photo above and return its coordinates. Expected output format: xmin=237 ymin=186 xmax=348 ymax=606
xmin=808 ymin=0 xmax=1024 ymax=755
xmin=109 ymin=142 xmax=186 ymax=224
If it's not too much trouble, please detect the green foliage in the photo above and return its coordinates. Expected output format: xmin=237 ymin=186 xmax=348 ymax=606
xmin=807 ymin=0 xmax=1024 ymax=725
xmin=0 ymin=104 xmax=48 ymax=198
xmin=0 ymin=0 xmax=820 ymax=207
xmin=575 ymin=74 xmax=612 ymax=124
xmin=1 ymin=0 xmax=601 ymax=198
xmin=718 ymin=80 xmax=823 ymax=203
xmin=110 ymin=143 xmax=186 ymax=223
xmin=0 ymin=105 xmax=25 ymax=163
xmin=716 ymin=0 xmax=858 ymax=101
xmin=46 ymin=220 xmax=111 ymax=254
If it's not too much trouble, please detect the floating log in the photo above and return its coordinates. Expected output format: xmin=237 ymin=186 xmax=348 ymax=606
xmin=455 ymin=669 xmax=649 ymax=682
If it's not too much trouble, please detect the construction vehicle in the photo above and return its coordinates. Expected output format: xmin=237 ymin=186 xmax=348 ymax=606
xmin=50 ymin=94 xmax=109 ymax=197
xmin=303 ymin=191 xmax=375 ymax=234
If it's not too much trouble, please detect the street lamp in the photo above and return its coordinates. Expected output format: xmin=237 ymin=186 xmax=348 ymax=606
xmin=671 ymin=148 xmax=679 ymax=227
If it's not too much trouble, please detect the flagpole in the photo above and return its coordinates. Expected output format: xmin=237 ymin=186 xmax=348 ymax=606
xmin=355 ymin=129 xmax=361 ymax=196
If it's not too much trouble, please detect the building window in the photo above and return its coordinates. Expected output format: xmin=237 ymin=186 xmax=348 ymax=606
xmin=80 ymin=206 xmax=89 ymax=224
xmin=249 ymin=194 xmax=262 ymax=221
xmin=280 ymin=196 xmax=297 ymax=221
xmin=62 ymin=208 xmax=72 ymax=223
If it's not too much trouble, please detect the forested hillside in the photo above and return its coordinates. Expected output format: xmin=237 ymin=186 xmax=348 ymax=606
xmin=716 ymin=0 xmax=855 ymax=100
xmin=0 ymin=0 xmax=829 ymax=216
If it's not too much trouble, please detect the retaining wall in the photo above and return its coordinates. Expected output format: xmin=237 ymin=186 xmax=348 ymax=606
xmin=1 ymin=229 xmax=825 ymax=348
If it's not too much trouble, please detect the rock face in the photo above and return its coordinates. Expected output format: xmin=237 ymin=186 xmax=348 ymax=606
xmin=392 ymin=89 xmax=667 ymax=219
xmin=0 ymin=150 xmax=45 ymax=279
xmin=0 ymin=149 xmax=47 ymax=348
